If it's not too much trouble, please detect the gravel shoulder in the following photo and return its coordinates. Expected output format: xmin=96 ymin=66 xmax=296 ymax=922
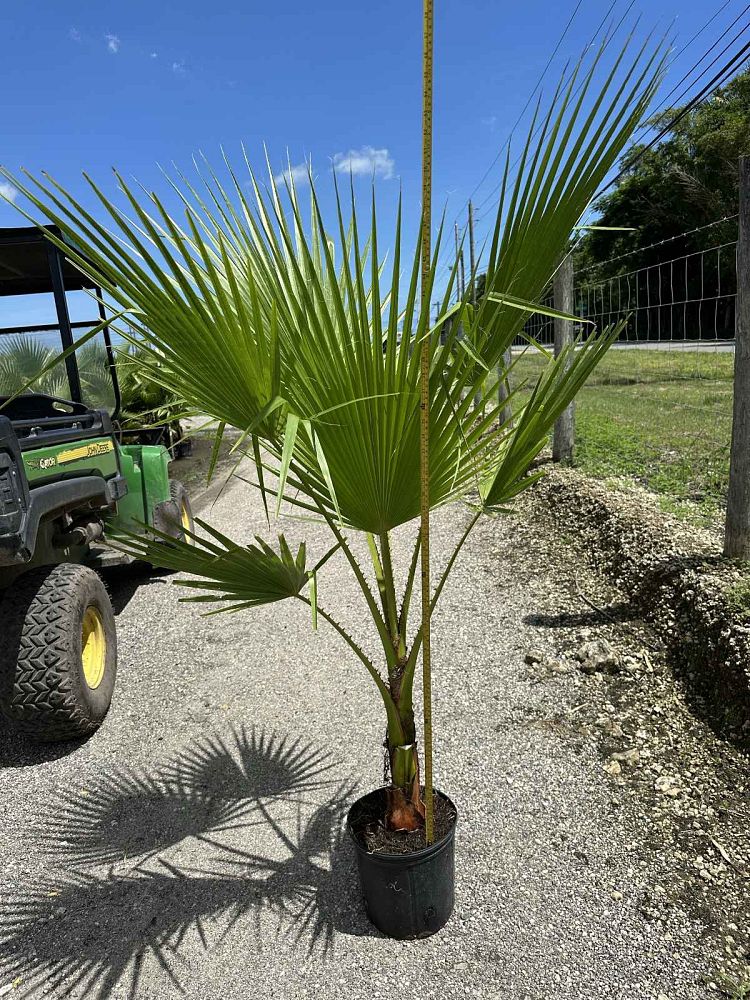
xmin=0 ymin=462 xmax=743 ymax=1000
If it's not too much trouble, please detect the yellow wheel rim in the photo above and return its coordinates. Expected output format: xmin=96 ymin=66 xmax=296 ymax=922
xmin=81 ymin=606 xmax=106 ymax=690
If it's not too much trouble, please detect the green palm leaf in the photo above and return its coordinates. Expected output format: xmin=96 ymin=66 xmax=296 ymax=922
xmin=0 ymin=335 xmax=60 ymax=396
xmin=113 ymin=518 xmax=313 ymax=613
xmin=0 ymin=30 xmax=664 ymax=535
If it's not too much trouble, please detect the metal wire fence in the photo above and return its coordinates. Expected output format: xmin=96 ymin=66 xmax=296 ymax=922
xmin=511 ymin=216 xmax=739 ymax=519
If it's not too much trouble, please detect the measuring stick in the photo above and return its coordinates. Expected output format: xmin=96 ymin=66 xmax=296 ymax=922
xmin=420 ymin=0 xmax=435 ymax=844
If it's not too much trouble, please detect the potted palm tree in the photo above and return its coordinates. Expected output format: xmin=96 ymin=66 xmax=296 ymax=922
xmin=1 ymin=27 xmax=664 ymax=940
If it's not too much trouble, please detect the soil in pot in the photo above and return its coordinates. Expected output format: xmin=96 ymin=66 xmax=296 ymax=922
xmin=349 ymin=788 xmax=456 ymax=854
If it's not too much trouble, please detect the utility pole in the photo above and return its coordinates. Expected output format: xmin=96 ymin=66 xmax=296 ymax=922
xmin=454 ymin=223 xmax=464 ymax=299
xmin=552 ymin=253 xmax=575 ymax=463
xmin=453 ymin=222 xmax=465 ymax=361
xmin=468 ymin=202 xmax=481 ymax=410
xmin=468 ymin=201 xmax=476 ymax=305
xmin=725 ymin=156 xmax=750 ymax=557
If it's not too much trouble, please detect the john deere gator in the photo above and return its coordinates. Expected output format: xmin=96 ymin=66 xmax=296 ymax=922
xmin=0 ymin=224 xmax=193 ymax=741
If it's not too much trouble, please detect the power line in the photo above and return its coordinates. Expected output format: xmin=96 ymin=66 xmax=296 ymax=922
xmin=455 ymin=0 xmax=591 ymax=216
xmin=471 ymin=18 xmax=750 ymax=249
xmin=556 ymin=41 xmax=750 ymax=281
xmin=437 ymin=0 xmax=622 ymax=273
xmin=553 ymin=25 xmax=750 ymax=275
xmin=439 ymin=3 xmax=750 ymax=289
xmin=669 ymin=0 xmax=735 ymax=59
xmin=641 ymin=2 xmax=750 ymax=121
xmin=596 ymin=33 xmax=750 ymax=198
xmin=468 ymin=7 xmax=628 ymax=221
xmin=472 ymin=32 xmax=748 ymax=228
xmin=468 ymin=5 xmax=749 ymax=230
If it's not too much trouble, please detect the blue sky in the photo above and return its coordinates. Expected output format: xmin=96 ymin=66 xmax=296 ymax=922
xmin=0 ymin=0 xmax=745 ymax=327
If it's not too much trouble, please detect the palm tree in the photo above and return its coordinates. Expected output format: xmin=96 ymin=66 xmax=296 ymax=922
xmin=0 ymin=335 xmax=178 ymax=421
xmin=0 ymin=335 xmax=114 ymax=407
xmin=0 ymin=335 xmax=69 ymax=398
xmin=2 ymin=30 xmax=665 ymax=831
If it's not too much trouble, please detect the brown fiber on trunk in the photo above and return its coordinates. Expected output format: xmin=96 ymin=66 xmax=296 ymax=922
xmin=386 ymin=776 xmax=425 ymax=831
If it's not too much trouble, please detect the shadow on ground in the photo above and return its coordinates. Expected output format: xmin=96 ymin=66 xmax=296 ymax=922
xmin=0 ymin=729 xmax=90 ymax=770
xmin=524 ymin=598 xmax=638 ymax=629
xmin=0 ymin=726 xmax=373 ymax=999
xmin=103 ymin=562 xmax=173 ymax=616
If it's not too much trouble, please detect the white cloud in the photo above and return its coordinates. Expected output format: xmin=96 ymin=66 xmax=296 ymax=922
xmin=332 ymin=145 xmax=394 ymax=180
xmin=69 ymin=27 xmax=81 ymax=42
xmin=105 ymin=33 xmax=120 ymax=54
xmin=274 ymin=161 xmax=311 ymax=187
xmin=172 ymin=60 xmax=186 ymax=75
xmin=481 ymin=115 xmax=498 ymax=131
xmin=150 ymin=51 xmax=158 ymax=59
xmin=0 ymin=182 xmax=18 ymax=204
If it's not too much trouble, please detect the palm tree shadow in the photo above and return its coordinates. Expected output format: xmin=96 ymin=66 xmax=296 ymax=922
xmin=160 ymin=725 xmax=336 ymax=801
xmin=35 ymin=725 xmax=336 ymax=867
xmin=0 ymin=726 xmax=374 ymax=999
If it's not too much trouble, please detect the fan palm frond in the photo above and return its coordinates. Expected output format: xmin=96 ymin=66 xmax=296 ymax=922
xmin=113 ymin=518 xmax=318 ymax=614
xmin=0 ymin=23 xmax=667 ymax=830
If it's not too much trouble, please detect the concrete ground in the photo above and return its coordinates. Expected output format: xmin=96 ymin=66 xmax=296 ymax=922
xmin=0 ymin=470 xmax=718 ymax=1000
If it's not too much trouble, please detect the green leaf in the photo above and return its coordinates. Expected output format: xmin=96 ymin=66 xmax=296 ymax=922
xmin=487 ymin=292 xmax=592 ymax=326
xmin=276 ymin=411 xmax=299 ymax=517
xmin=0 ymin=25 xmax=665 ymax=536
xmin=109 ymin=518 xmax=310 ymax=612
xmin=206 ymin=421 xmax=226 ymax=485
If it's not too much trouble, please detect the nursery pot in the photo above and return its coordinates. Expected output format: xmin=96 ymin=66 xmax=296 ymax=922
xmin=347 ymin=787 xmax=457 ymax=940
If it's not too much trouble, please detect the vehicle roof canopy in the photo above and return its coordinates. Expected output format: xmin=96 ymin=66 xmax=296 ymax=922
xmin=0 ymin=225 xmax=97 ymax=297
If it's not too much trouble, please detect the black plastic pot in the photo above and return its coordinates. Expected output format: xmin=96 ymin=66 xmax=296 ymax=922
xmin=347 ymin=788 xmax=457 ymax=940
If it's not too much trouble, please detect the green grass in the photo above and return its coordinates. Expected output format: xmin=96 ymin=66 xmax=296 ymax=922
xmin=506 ymin=347 xmax=734 ymax=526
xmin=725 ymin=575 xmax=750 ymax=618
xmin=718 ymin=974 xmax=750 ymax=1000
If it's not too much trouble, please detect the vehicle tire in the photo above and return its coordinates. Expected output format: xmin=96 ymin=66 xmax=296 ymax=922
xmin=0 ymin=564 xmax=117 ymax=742
xmin=170 ymin=480 xmax=194 ymax=541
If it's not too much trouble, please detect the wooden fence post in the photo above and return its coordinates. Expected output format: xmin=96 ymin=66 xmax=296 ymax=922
xmin=725 ymin=157 xmax=750 ymax=558
xmin=552 ymin=253 xmax=575 ymax=463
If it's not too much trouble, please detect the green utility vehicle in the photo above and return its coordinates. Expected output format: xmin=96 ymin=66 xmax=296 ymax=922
xmin=0 ymin=225 xmax=193 ymax=741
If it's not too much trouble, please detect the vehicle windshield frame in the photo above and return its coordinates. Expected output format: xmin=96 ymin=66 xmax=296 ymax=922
xmin=0 ymin=226 xmax=121 ymax=418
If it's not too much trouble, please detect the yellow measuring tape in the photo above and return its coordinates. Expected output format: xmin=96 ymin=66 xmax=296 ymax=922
xmin=420 ymin=0 xmax=435 ymax=844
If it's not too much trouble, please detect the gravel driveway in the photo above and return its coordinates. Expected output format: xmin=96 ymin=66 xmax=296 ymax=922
xmin=0 ymin=470 xmax=715 ymax=999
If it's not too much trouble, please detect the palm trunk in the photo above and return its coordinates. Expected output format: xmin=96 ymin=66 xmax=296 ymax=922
xmin=386 ymin=730 xmax=424 ymax=831
xmin=370 ymin=530 xmax=427 ymax=831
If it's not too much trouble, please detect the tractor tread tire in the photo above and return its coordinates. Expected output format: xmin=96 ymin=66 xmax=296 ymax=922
xmin=0 ymin=564 xmax=117 ymax=742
